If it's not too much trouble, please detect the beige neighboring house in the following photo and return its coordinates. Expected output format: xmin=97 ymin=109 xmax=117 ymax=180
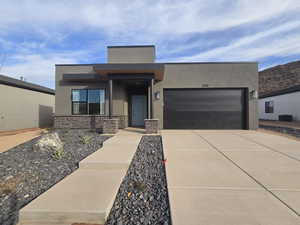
xmin=0 ymin=74 xmax=55 ymax=132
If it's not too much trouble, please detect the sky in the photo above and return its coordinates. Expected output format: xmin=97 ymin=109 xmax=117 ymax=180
xmin=0 ymin=0 xmax=300 ymax=89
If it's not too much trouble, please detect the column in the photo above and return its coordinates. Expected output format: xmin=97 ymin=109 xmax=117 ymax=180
xmin=109 ymin=79 xmax=113 ymax=119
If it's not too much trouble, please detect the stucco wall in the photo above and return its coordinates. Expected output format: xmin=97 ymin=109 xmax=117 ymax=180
xmin=56 ymin=62 xmax=258 ymax=130
xmin=259 ymin=92 xmax=300 ymax=121
xmin=107 ymin=46 xmax=155 ymax=63
xmin=0 ymin=84 xmax=54 ymax=131
xmin=153 ymin=63 xmax=259 ymax=130
xmin=55 ymin=65 xmax=127 ymax=117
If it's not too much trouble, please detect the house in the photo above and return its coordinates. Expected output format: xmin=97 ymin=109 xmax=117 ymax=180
xmin=259 ymin=60 xmax=300 ymax=121
xmin=0 ymin=74 xmax=55 ymax=131
xmin=54 ymin=45 xmax=258 ymax=133
xmin=259 ymin=85 xmax=300 ymax=121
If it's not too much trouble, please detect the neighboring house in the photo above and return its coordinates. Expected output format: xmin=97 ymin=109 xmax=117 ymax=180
xmin=259 ymin=85 xmax=300 ymax=121
xmin=259 ymin=60 xmax=300 ymax=121
xmin=55 ymin=45 xmax=258 ymax=131
xmin=0 ymin=74 xmax=55 ymax=131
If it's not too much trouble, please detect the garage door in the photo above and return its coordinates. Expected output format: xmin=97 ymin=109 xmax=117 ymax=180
xmin=163 ymin=88 xmax=247 ymax=129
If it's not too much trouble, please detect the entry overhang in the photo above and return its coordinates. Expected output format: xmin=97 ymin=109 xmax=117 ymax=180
xmin=93 ymin=63 xmax=165 ymax=81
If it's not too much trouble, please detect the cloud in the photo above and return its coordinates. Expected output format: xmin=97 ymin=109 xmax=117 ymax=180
xmin=0 ymin=51 xmax=89 ymax=89
xmin=173 ymin=20 xmax=300 ymax=62
xmin=1 ymin=0 xmax=299 ymax=37
xmin=0 ymin=0 xmax=300 ymax=88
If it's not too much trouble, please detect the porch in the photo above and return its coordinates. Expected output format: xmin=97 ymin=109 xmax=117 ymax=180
xmin=55 ymin=63 xmax=164 ymax=134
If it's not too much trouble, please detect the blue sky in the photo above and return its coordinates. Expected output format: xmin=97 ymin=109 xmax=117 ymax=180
xmin=0 ymin=0 xmax=300 ymax=89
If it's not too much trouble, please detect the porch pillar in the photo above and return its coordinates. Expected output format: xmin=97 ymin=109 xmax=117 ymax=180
xmin=148 ymin=81 xmax=151 ymax=119
xmin=150 ymin=78 xmax=154 ymax=119
xmin=148 ymin=78 xmax=154 ymax=119
xmin=109 ymin=79 xmax=113 ymax=118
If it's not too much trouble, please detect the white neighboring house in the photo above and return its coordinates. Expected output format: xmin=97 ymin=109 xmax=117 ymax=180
xmin=259 ymin=86 xmax=300 ymax=121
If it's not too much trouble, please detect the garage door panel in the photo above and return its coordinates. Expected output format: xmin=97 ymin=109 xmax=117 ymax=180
xmin=163 ymin=89 xmax=246 ymax=129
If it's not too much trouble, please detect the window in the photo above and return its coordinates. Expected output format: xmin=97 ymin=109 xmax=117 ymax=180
xmin=72 ymin=89 xmax=105 ymax=115
xmin=265 ymin=101 xmax=274 ymax=113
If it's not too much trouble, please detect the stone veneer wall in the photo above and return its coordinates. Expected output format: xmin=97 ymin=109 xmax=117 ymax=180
xmin=259 ymin=60 xmax=300 ymax=96
xmin=145 ymin=119 xmax=159 ymax=134
xmin=103 ymin=119 xmax=119 ymax=134
xmin=54 ymin=115 xmax=128 ymax=129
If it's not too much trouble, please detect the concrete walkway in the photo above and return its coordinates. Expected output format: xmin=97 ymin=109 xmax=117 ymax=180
xmin=162 ymin=130 xmax=300 ymax=225
xmin=18 ymin=130 xmax=142 ymax=225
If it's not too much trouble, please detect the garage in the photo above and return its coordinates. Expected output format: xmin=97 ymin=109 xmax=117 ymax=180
xmin=163 ymin=88 xmax=247 ymax=129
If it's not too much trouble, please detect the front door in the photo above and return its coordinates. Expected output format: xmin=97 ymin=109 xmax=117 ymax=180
xmin=131 ymin=95 xmax=147 ymax=127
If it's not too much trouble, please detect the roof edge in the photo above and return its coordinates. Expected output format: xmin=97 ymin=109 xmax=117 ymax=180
xmin=259 ymin=85 xmax=300 ymax=99
xmin=107 ymin=45 xmax=155 ymax=48
xmin=56 ymin=62 xmax=257 ymax=66
xmin=0 ymin=74 xmax=55 ymax=95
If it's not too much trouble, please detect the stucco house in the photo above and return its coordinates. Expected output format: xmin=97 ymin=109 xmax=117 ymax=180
xmin=259 ymin=60 xmax=300 ymax=122
xmin=259 ymin=85 xmax=300 ymax=122
xmin=54 ymin=45 xmax=258 ymax=133
xmin=0 ymin=74 xmax=55 ymax=131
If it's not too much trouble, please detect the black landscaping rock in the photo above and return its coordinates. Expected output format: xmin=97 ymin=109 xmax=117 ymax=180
xmin=260 ymin=124 xmax=300 ymax=138
xmin=105 ymin=135 xmax=171 ymax=225
xmin=0 ymin=129 xmax=110 ymax=225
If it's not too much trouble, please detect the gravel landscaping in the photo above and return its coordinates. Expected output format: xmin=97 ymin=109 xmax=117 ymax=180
xmin=0 ymin=129 xmax=110 ymax=225
xmin=105 ymin=135 xmax=171 ymax=225
xmin=260 ymin=124 xmax=300 ymax=138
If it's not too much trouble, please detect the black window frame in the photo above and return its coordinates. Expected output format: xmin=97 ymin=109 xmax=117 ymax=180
xmin=265 ymin=101 xmax=274 ymax=113
xmin=71 ymin=89 xmax=106 ymax=115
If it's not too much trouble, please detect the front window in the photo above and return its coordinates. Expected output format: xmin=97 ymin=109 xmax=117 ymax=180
xmin=72 ymin=89 xmax=105 ymax=115
xmin=265 ymin=101 xmax=274 ymax=113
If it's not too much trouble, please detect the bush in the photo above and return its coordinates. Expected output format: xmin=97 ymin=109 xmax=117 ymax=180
xmin=80 ymin=135 xmax=92 ymax=144
xmin=52 ymin=147 xmax=65 ymax=160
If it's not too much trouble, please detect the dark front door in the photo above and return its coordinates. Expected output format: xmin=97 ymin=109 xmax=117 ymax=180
xmin=163 ymin=88 xmax=247 ymax=129
xmin=131 ymin=95 xmax=147 ymax=127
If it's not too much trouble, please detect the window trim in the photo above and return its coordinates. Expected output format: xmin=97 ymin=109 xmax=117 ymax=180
xmin=265 ymin=100 xmax=274 ymax=114
xmin=71 ymin=88 xmax=106 ymax=115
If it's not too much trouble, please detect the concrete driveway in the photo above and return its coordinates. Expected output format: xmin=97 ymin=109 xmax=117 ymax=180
xmin=162 ymin=130 xmax=300 ymax=225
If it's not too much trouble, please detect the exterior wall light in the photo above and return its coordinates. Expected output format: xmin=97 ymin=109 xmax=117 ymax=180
xmin=250 ymin=90 xmax=258 ymax=99
xmin=154 ymin=91 xmax=160 ymax=100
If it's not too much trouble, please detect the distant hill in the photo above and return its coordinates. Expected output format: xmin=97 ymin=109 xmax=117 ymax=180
xmin=259 ymin=60 xmax=300 ymax=97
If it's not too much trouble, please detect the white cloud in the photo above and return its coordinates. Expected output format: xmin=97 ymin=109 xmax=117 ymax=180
xmin=0 ymin=51 xmax=88 ymax=89
xmin=0 ymin=0 xmax=299 ymax=37
xmin=0 ymin=0 xmax=300 ymax=88
xmin=171 ymin=20 xmax=300 ymax=62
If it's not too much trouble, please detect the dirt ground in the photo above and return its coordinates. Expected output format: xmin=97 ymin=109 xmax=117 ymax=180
xmin=260 ymin=120 xmax=300 ymax=129
xmin=0 ymin=128 xmax=46 ymax=153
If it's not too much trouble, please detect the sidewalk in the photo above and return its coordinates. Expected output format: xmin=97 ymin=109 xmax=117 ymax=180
xmin=18 ymin=130 xmax=142 ymax=225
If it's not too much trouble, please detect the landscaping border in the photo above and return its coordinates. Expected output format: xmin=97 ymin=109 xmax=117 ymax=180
xmin=105 ymin=135 xmax=171 ymax=225
xmin=259 ymin=124 xmax=300 ymax=138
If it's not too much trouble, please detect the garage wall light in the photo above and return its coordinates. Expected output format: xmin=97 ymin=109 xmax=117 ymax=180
xmin=154 ymin=91 xmax=160 ymax=100
xmin=250 ymin=90 xmax=258 ymax=99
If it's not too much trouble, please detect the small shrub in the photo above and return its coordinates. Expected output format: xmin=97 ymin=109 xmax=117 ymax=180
xmin=52 ymin=147 xmax=65 ymax=160
xmin=131 ymin=181 xmax=146 ymax=192
xmin=80 ymin=135 xmax=92 ymax=144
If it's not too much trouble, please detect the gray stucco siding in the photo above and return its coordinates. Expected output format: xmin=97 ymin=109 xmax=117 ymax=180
xmin=55 ymin=62 xmax=258 ymax=130
xmin=153 ymin=63 xmax=258 ymax=129
xmin=55 ymin=65 xmax=127 ymax=117
xmin=107 ymin=46 xmax=155 ymax=63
